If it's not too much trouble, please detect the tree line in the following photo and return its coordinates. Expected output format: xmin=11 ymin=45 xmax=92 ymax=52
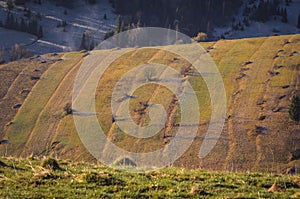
xmin=108 ymin=0 xmax=300 ymax=39
xmin=109 ymin=0 xmax=243 ymax=37
xmin=0 ymin=12 xmax=43 ymax=38
xmin=250 ymin=0 xmax=289 ymax=23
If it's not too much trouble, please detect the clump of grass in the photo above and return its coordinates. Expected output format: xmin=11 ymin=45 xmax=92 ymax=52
xmin=33 ymin=169 xmax=56 ymax=180
xmin=63 ymin=103 xmax=73 ymax=115
xmin=41 ymin=158 xmax=61 ymax=171
xmin=113 ymin=157 xmax=137 ymax=167
xmin=78 ymin=171 xmax=122 ymax=186
xmin=190 ymin=185 xmax=210 ymax=196
xmin=268 ymin=182 xmax=285 ymax=193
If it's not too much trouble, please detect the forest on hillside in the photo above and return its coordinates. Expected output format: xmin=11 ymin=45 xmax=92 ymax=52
xmin=5 ymin=0 xmax=299 ymax=40
xmin=109 ymin=0 xmax=243 ymax=37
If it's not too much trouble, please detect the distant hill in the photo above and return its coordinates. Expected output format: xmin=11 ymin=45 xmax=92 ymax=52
xmin=0 ymin=34 xmax=300 ymax=174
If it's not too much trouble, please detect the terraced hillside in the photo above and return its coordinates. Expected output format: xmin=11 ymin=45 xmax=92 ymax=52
xmin=0 ymin=34 xmax=300 ymax=173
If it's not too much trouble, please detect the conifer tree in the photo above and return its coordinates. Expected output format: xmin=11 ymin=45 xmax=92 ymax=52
xmin=282 ymin=8 xmax=288 ymax=23
xmin=14 ymin=18 xmax=19 ymax=31
xmin=20 ymin=18 xmax=26 ymax=32
xmin=5 ymin=13 xmax=10 ymax=28
xmin=80 ymin=33 xmax=86 ymax=50
xmin=297 ymin=13 xmax=300 ymax=29
xmin=115 ymin=15 xmax=121 ymax=34
xmin=38 ymin=26 xmax=43 ymax=38
xmin=7 ymin=0 xmax=14 ymax=10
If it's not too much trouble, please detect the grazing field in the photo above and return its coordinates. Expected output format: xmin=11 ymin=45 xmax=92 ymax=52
xmin=0 ymin=34 xmax=299 ymax=173
xmin=0 ymin=157 xmax=299 ymax=198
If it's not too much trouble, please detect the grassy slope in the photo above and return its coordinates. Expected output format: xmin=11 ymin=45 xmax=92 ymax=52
xmin=0 ymin=157 xmax=299 ymax=198
xmin=0 ymin=35 xmax=300 ymax=173
xmin=0 ymin=58 xmax=53 ymax=138
xmin=5 ymin=52 xmax=84 ymax=156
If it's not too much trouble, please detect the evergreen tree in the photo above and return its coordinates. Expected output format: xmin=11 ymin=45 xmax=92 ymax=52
xmin=7 ymin=0 xmax=14 ymax=10
xmin=80 ymin=33 xmax=86 ymax=50
xmin=79 ymin=31 xmax=94 ymax=50
xmin=297 ymin=13 xmax=300 ymax=29
xmin=20 ymin=18 xmax=27 ymax=32
xmin=0 ymin=47 xmax=4 ymax=64
xmin=243 ymin=17 xmax=250 ymax=27
xmin=282 ymin=8 xmax=288 ymax=23
xmin=38 ymin=26 xmax=43 ymax=38
xmin=10 ymin=14 xmax=15 ymax=29
xmin=5 ymin=13 xmax=10 ymax=28
xmin=85 ymin=31 xmax=94 ymax=50
xmin=285 ymin=0 xmax=291 ymax=6
xmin=104 ymin=30 xmax=114 ymax=40
xmin=115 ymin=15 xmax=121 ymax=34
xmin=289 ymin=95 xmax=300 ymax=122
xmin=14 ymin=18 xmax=19 ymax=31
xmin=5 ymin=13 xmax=14 ymax=29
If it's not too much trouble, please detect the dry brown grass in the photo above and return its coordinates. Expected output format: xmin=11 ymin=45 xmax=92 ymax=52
xmin=0 ymin=58 xmax=56 ymax=138
xmin=0 ymin=35 xmax=299 ymax=173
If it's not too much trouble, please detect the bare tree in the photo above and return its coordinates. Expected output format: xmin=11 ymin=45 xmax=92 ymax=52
xmin=0 ymin=47 xmax=4 ymax=64
xmin=10 ymin=44 xmax=32 ymax=61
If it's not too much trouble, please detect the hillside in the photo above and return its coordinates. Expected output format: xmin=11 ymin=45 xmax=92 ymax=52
xmin=0 ymin=34 xmax=300 ymax=173
xmin=0 ymin=157 xmax=299 ymax=198
xmin=0 ymin=0 xmax=117 ymax=60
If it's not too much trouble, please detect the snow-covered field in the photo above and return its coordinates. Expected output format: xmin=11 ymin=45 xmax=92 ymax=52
xmin=0 ymin=27 xmax=36 ymax=48
xmin=213 ymin=0 xmax=300 ymax=39
xmin=0 ymin=0 xmax=117 ymax=57
xmin=0 ymin=27 xmax=37 ymax=61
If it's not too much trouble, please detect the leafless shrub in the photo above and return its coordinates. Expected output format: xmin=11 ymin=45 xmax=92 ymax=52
xmin=0 ymin=47 xmax=4 ymax=64
xmin=10 ymin=44 xmax=33 ymax=61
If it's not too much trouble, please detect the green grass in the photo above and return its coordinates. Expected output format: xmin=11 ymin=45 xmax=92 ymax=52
xmin=5 ymin=52 xmax=84 ymax=156
xmin=0 ymin=157 xmax=299 ymax=198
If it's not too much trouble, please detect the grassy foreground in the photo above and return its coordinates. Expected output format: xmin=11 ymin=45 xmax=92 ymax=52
xmin=0 ymin=157 xmax=299 ymax=198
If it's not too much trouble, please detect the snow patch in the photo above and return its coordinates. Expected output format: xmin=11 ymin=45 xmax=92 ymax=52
xmin=213 ymin=0 xmax=300 ymax=40
xmin=0 ymin=0 xmax=117 ymax=56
